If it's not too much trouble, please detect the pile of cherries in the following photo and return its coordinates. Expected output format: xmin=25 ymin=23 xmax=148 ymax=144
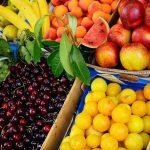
xmin=0 ymin=59 xmax=73 ymax=150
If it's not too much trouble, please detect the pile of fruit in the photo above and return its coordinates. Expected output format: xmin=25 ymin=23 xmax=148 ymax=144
xmin=0 ymin=58 xmax=73 ymax=149
xmin=95 ymin=0 xmax=150 ymax=71
xmin=60 ymin=77 xmax=150 ymax=150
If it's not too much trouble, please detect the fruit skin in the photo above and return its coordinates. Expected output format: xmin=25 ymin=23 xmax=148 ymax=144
xmin=132 ymin=25 xmax=150 ymax=49
xmin=120 ymin=43 xmax=149 ymax=71
xmin=120 ymin=0 xmax=145 ymax=29
xmin=108 ymin=24 xmax=131 ymax=47
xmin=95 ymin=42 xmax=119 ymax=68
xmin=0 ymin=16 xmax=10 ymax=27
xmin=143 ymin=115 xmax=150 ymax=133
xmin=31 ymin=1 xmax=41 ymax=19
xmin=0 ymin=5 xmax=32 ymax=31
xmin=144 ymin=83 xmax=150 ymax=100
xmin=140 ymin=132 xmax=150 ymax=149
xmin=45 ymin=27 xmax=57 ymax=40
xmin=145 ymin=3 xmax=150 ymax=26
xmin=81 ymin=17 xmax=110 ymax=48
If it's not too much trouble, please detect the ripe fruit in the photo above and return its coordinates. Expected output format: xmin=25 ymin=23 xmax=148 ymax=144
xmin=131 ymin=100 xmax=147 ymax=117
xmin=75 ymin=112 xmax=92 ymax=130
xmin=119 ymin=88 xmax=136 ymax=104
xmin=120 ymin=0 xmax=145 ymax=29
xmin=78 ymin=0 xmax=94 ymax=11
xmin=106 ymin=83 xmax=121 ymax=96
xmin=81 ymin=17 xmax=93 ymax=30
xmin=53 ymin=5 xmax=68 ymax=17
xmin=95 ymin=42 xmax=119 ymax=68
xmin=108 ymin=24 xmax=131 ymax=47
xmin=75 ymin=26 xmax=87 ymax=38
xmin=127 ymin=115 xmax=144 ymax=133
xmin=91 ymin=78 xmax=107 ymax=92
xmin=98 ymin=97 xmax=116 ymax=116
xmin=60 ymin=142 xmax=72 ymax=150
xmin=101 ymin=136 xmax=118 ymax=150
xmin=45 ymin=27 xmax=57 ymax=40
xmin=70 ymin=124 xmax=84 ymax=137
xmin=92 ymin=91 xmax=106 ymax=103
xmin=146 ymin=101 xmax=150 ymax=115
xmin=145 ymin=3 xmax=150 ymax=26
xmin=86 ymin=134 xmax=100 ymax=148
xmin=132 ymin=25 xmax=150 ymax=49
xmin=135 ymin=90 xmax=147 ymax=102
xmin=111 ymin=104 xmax=131 ymax=123
xmin=120 ymin=43 xmax=149 ymax=71
xmin=70 ymin=135 xmax=86 ymax=149
xmin=144 ymin=83 xmax=150 ymax=100
xmin=93 ymin=114 xmax=110 ymax=132
xmin=143 ymin=115 xmax=150 ymax=133
xmin=140 ymin=132 xmax=150 ymax=149
xmin=124 ymin=133 xmax=143 ymax=150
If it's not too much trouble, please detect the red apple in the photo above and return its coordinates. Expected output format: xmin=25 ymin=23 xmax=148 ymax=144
xmin=95 ymin=42 xmax=119 ymax=68
xmin=118 ymin=0 xmax=129 ymax=15
xmin=132 ymin=25 xmax=150 ymax=49
xmin=120 ymin=0 xmax=145 ymax=29
xmin=145 ymin=3 xmax=150 ymax=26
xmin=120 ymin=43 xmax=149 ymax=71
xmin=137 ymin=0 xmax=148 ymax=7
xmin=108 ymin=24 xmax=131 ymax=47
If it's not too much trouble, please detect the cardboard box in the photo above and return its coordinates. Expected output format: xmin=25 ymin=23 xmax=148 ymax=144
xmin=41 ymin=65 xmax=150 ymax=150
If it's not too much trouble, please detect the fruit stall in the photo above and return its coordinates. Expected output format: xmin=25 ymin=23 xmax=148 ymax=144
xmin=0 ymin=0 xmax=150 ymax=150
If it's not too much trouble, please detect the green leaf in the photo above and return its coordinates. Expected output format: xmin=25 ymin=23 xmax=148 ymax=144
xmin=0 ymin=38 xmax=11 ymax=53
xmin=66 ymin=14 xmax=77 ymax=36
xmin=70 ymin=45 xmax=90 ymax=85
xmin=42 ymin=40 xmax=60 ymax=50
xmin=25 ymin=40 xmax=34 ymax=57
xmin=59 ymin=32 xmax=74 ymax=76
xmin=47 ymin=50 xmax=64 ymax=77
xmin=33 ymin=40 xmax=41 ymax=63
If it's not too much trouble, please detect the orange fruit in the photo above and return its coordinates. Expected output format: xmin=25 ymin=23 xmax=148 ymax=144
xmin=106 ymin=83 xmax=121 ymax=96
xmin=99 ymin=0 xmax=113 ymax=4
xmin=53 ymin=5 xmax=68 ymax=17
xmin=101 ymin=3 xmax=112 ymax=14
xmin=75 ymin=26 xmax=87 ymax=38
xmin=98 ymin=97 xmax=116 ymax=116
xmin=119 ymin=88 xmax=136 ymax=104
xmin=131 ymin=100 xmax=147 ymax=117
xmin=79 ymin=0 xmax=94 ymax=11
xmin=146 ymin=101 xmax=150 ymax=115
xmin=135 ymin=90 xmax=147 ymax=102
xmin=70 ymin=6 xmax=83 ymax=18
xmin=109 ymin=123 xmax=128 ymax=141
xmin=68 ymin=0 xmax=78 ymax=11
xmin=144 ymin=83 xmax=150 ymax=100
xmin=93 ymin=114 xmax=110 ymax=132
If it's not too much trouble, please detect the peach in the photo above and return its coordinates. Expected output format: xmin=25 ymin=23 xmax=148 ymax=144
xmin=57 ymin=27 xmax=67 ymax=38
xmin=111 ymin=0 xmax=118 ymax=12
xmin=88 ymin=1 xmax=102 ymax=16
xmin=53 ymin=5 xmax=68 ymax=17
xmin=101 ymin=3 xmax=112 ymax=14
xmin=81 ymin=17 xmax=93 ymax=30
xmin=77 ymin=17 xmax=83 ymax=26
xmin=45 ymin=27 xmax=57 ymax=40
xmin=68 ymin=0 xmax=78 ymax=11
xmin=55 ymin=38 xmax=61 ymax=42
xmin=75 ymin=26 xmax=87 ymax=38
xmin=70 ymin=6 xmax=83 ymax=18
xmin=51 ymin=0 xmax=61 ymax=6
xmin=79 ymin=0 xmax=94 ymax=11
xmin=64 ymin=1 xmax=69 ymax=7
xmin=145 ymin=3 xmax=150 ymax=26
xmin=52 ymin=16 xmax=68 ymax=28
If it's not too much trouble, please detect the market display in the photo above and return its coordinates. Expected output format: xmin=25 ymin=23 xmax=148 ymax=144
xmin=60 ymin=78 xmax=150 ymax=150
xmin=0 ymin=59 xmax=73 ymax=149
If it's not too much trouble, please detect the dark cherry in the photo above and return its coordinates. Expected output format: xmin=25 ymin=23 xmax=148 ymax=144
xmin=20 ymin=95 xmax=27 ymax=101
xmin=40 ymin=107 xmax=48 ymax=116
xmin=18 ymin=125 xmax=25 ymax=133
xmin=2 ymin=102 xmax=9 ymax=110
xmin=37 ymin=75 xmax=43 ymax=82
xmin=27 ymin=85 xmax=33 ymax=92
xmin=15 ymin=141 xmax=24 ymax=149
xmin=36 ymin=98 xmax=42 ymax=105
xmin=9 ymin=125 xmax=18 ymax=134
xmin=40 ymin=100 xmax=48 ymax=106
xmin=13 ymin=133 xmax=22 ymax=141
xmin=57 ymin=86 xmax=64 ymax=94
xmin=43 ymin=94 xmax=50 ymax=100
xmin=43 ymin=72 xmax=49 ymax=78
xmin=40 ymin=62 xmax=47 ymax=69
xmin=15 ymin=89 xmax=23 ymax=96
xmin=29 ymin=108 xmax=37 ymax=116
xmin=29 ymin=94 xmax=37 ymax=100
xmin=19 ymin=118 xmax=28 ymax=126
xmin=11 ymin=116 xmax=19 ymax=123
xmin=43 ymin=79 xmax=50 ymax=85
xmin=3 ymin=97 xmax=10 ymax=102
xmin=6 ymin=110 xmax=13 ymax=118
xmin=0 ymin=117 xmax=5 ymax=124
xmin=10 ymin=104 xmax=17 ymax=112
xmin=16 ymin=109 xmax=23 ymax=115
xmin=16 ymin=100 xmax=23 ymax=107
xmin=43 ymin=124 xmax=51 ymax=134
xmin=36 ymin=120 xmax=44 ymax=127
xmin=3 ymin=141 xmax=13 ymax=149
xmin=1 ymin=134 xmax=8 ymax=141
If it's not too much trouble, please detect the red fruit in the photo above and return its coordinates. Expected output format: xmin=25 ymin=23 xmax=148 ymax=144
xmin=120 ymin=43 xmax=149 ymax=71
xmin=120 ymin=0 xmax=145 ymax=29
xmin=145 ymin=3 xmax=150 ymax=26
xmin=108 ymin=24 xmax=131 ymax=47
xmin=43 ymin=124 xmax=51 ymax=134
xmin=45 ymin=27 xmax=57 ymax=40
xmin=137 ymin=0 xmax=148 ymax=7
xmin=118 ymin=0 xmax=129 ymax=15
xmin=95 ymin=42 xmax=119 ymax=68
xmin=147 ymin=51 xmax=150 ymax=69
xmin=132 ymin=25 xmax=150 ymax=49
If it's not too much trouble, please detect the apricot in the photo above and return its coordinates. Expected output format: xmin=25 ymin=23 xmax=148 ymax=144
xmin=88 ymin=1 xmax=102 ymax=16
xmin=55 ymin=38 xmax=61 ymax=42
xmin=51 ymin=0 xmax=61 ymax=6
xmin=57 ymin=27 xmax=67 ymax=38
xmin=52 ymin=16 xmax=68 ymax=28
xmin=79 ymin=0 xmax=94 ymax=11
xmin=45 ymin=27 xmax=57 ymax=40
xmin=53 ymin=5 xmax=68 ymax=17
xmin=75 ymin=26 xmax=87 ymax=38
xmin=77 ymin=17 xmax=83 ymax=26
xmin=92 ymin=10 xmax=108 ymax=23
xmin=64 ymin=1 xmax=69 ymax=7
xmin=70 ymin=6 xmax=83 ymax=18
xmin=111 ymin=0 xmax=118 ymax=12
xmin=101 ymin=3 xmax=112 ymax=14
xmin=68 ymin=0 xmax=78 ymax=11
xmin=81 ymin=17 xmax=93 ymax=30
xmin=100 ymin=0 xmax=113 ymax=4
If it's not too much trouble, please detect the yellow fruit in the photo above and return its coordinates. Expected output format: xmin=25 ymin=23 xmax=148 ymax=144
xmin=86 ymin=126 xmax=102 ymax=137
xmin=131 ymin=100 xmax=147 ymax=117
xmin=120 ymin=88 xmax=136 ymax=104
xmin=144 ymin=83 xmax=150 ymax=100
xmin=70 ymin=124 xmax=84 ymax=137
xmin=86 ymin=134 xmax=100 ymax=148
xmin=140 ymin=132 xmax=150 ymax=149
xmin=109 ymin=96 xmax=119 ymax=105
xmin=98 ymin=97 xmax=116 ymax=116
xmin=83 ymin=101 xmax=98 ymax=117
xmin=101 ymin=136 xmax=118 ymax=150
xmin=91 ymin=78 xmax=107 ymax=92
xmin=62 ymin=136 xmax=71 ymax=144
xmin=124 ymin=133 xmax=143 ymax=150
xmin=127 ymin=115 xmax=144 ymax=133
xmin=146 ymin=101 xmax=150 ymax=115
xmin=143 ymin=115 xmax=150 ymax=133
xmin=92 ymin=148 xmax=101 ymax=150
xmin=93 ymin=114 xmax=110 ymax=132
xmin=85 ymin=92 xmax=93 ymax=103
xmin=82 ymin=145 xmax=91 ymax=150
xmin=136 ymin=90 xmax=147 ymax=102
xmin=101 ymin=133 xmax=110 ymax=141
xmin=60 ymin=142 xmax=73 ymax=150
xmin=118 ymin=147 xmax=126 ymax=150
xmin=111 ymin=104 xmax=131 ymax=123
xmin=75 ymin=112 xmax=92 ymax=130
xmin=70 ymin=135 xmax=86 ymax=150
xmin=106 ymin=83 xmax=121 ymax=96
xmin=109 ymin=123 xmax=128 ymax=141
xmin=92 ymin=90 xmax=106 ymax=102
